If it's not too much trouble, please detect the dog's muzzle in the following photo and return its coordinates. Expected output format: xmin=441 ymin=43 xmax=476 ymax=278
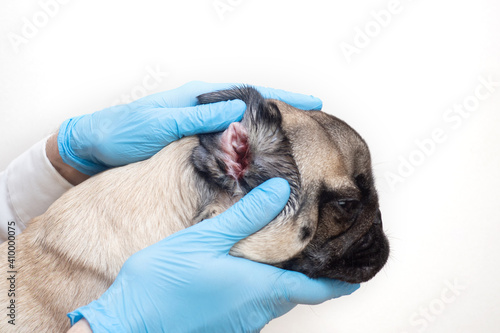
xmin=278 ymin=211 xmax=389 ymax=283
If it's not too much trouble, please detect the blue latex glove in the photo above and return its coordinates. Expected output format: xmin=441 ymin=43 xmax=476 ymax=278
xmin=58 ymin=81 xmax=323 ymax=175
xmin=67 ymin=178 xmax=359 ymax=333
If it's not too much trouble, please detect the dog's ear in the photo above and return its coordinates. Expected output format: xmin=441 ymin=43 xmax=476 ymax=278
xmin=192 ymin=86 xmax=300 ymax=196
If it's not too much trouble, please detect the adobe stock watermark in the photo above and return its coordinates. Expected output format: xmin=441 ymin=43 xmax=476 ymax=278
xmin=385 ymin=75 xmax=499 ymax=191
xmin=400 ymin=278 xmax=467 ymax=333
xmin=340 ymin=0 xmax=413 ymax=64
xmin=7 ymin=0 xmax=71 ymax=54
xmin=212 ymin=0 xmax=244 ymax=21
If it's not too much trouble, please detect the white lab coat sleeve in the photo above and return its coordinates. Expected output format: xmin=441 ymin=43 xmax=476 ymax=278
xmin=0 ymin=137 xmax=73 ymax=242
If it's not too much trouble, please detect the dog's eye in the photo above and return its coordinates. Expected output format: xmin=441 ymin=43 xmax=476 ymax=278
xmin=337 ymin=199 xmax=359 ymax=214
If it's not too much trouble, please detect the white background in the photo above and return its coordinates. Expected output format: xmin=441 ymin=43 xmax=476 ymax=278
xmin=1 ymin=0 xmax=499 ymax=332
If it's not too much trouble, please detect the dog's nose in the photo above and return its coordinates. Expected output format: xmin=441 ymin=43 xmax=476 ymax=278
xmin=374 ymin=210 xmax=382 ymax=225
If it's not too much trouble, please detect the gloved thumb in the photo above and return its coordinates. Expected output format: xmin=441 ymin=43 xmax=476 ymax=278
xmin=195 ymin=178 xmax=290 ymax=251
xmin=155 ymin=99 xmax=246 ymax=142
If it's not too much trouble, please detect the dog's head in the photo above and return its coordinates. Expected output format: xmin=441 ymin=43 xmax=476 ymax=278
xmin=192 ymin=86 xmax=389 ymax=283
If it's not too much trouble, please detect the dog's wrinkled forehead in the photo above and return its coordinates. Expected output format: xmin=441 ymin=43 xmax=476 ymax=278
xmin=272 ymin=100 xmax=372 ymax=193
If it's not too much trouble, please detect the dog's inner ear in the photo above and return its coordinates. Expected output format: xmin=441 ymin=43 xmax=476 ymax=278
xmin=192 ymin=85 xmax=300 ymax=198
xmin=220 ymin=122 xmax=250 ymax=180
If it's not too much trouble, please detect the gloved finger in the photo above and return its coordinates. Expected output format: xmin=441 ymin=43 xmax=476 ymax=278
xmin=277 ymin=271 xmax=360 ymax=305
xmin=255 ymin=86 xmax=323 ymax=111
xmin=157 ymin=99 xmax=246 ymax=141
xmin=139 ymin=81 xmax=322 ymax=110
xmin=192 ymin=178 xmax=290 ymax=251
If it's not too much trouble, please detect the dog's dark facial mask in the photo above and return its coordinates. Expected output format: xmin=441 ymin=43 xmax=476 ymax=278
xmin=192 ymin=86 xmax=389 ymax=283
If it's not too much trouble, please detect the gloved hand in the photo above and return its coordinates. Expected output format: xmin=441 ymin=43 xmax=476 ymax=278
xmin=58 ymin=81 xmax=323 ymax=175
xmin=67 ymin=178 xmax=359 ymax=333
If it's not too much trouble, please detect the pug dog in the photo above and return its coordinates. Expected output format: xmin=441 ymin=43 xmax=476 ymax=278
xmin=0 ymin=86 xmax=389 ymax=332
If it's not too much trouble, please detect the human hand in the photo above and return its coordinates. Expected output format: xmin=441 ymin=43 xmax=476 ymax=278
xmin=67 ymin=178 xmax=359 ymax=333
xmin=58 ymin=81 xmax=323 ymax=175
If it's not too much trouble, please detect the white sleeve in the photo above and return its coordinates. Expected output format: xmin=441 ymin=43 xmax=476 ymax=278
xmin=0 ymin=137 xmax=73 ymax=242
